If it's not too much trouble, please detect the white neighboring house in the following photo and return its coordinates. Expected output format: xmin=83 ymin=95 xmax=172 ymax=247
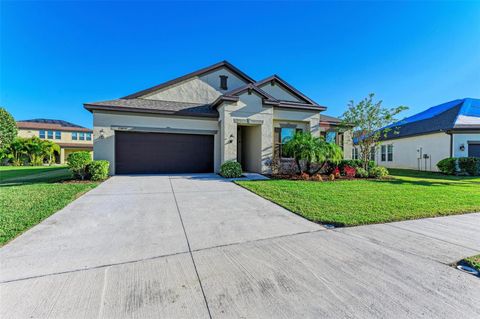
xmin=352 ymin=98 xmax=480 ymax=171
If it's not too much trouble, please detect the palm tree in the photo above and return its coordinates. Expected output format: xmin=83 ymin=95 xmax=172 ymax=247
xmin=283 ymin=132 xmax=343 ymax=176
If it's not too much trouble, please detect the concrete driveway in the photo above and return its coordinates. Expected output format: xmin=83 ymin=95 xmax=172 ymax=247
xmin=1 ymin=174 xmax=479 ymax=318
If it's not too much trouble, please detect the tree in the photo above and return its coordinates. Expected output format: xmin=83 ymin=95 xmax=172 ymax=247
xmin=0 ymin=107 xmax=17 ymax=150
xmin=340 ymin=93 xmax=408 ymax=170
xmin=283 ymin=132 xmax=343 ymax=176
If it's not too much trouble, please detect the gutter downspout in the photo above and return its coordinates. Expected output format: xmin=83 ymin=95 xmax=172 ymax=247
xmin=446 ymin=131 xmax=453 ymax=158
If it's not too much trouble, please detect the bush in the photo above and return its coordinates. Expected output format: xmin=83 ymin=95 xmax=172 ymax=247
xmin=88 ymin=160 xmax=109 ymax=181
xmin=437 ymin=158 xmax=456 ymax=175
xmin=369 ymin=166 xmax=389 ymax=178
xmin=355 ymin=167 xmax=369 ymax=178
xmin=343 ymin=165 xmax=356 ymax=178
xmin=67 ymin=151 xmax=92 ymax=180
xmin=220 ymin=160 xmax=242 ymax=178
xmin=458 ymin=157 xmax=479 ymax=176
xmin=338 ymin=159 xmax=376 ymax=170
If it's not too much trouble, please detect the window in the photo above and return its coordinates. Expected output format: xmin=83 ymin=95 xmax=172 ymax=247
xmin=86 ymin=133 xmax=92 ymax=141
xmin=219 ymin=75 xmax=228 ymax=90
xmin=275 ymin=127 xmax=302 ymax=158
xmin=352 ymin=147 xmax=359 ymax=160
xmin=325 ymin=131 xmax=337 ymax=144
xmin=79 ymin=132 xmax=85 ymax=140
xmin=381 ymin=145 xmax=386 ymax=161
xmin=39 ymin=130 xmax=45 ymax=138
xmin=387 ymin=144 xmax=393 ymax=162
xmin=370 ymin=147 xmax=375 ymax=161
xmin=72 ymin=132 xmax=78 ymax=140
xmin=47 ymin=130 xmax=54 ymax=139
xmin=55 ymin=131 xmax=61 ymax=140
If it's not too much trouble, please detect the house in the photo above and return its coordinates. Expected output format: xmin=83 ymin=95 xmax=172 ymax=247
xmin=16 ymin=119 xmax=93 ymax=164
xmin=84 ymin=61 xmax=352 ymax=175
xmin=353 ymin=98 xmax=480 ymax=171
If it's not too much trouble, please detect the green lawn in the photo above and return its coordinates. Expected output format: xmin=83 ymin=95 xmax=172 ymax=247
xmin=237 ymin=169 xmax=480 ymax=226
xmin=0 ymin=165 xmax=67 ymax=182
xmin=0 ymin=167 xmax=99 ymax=245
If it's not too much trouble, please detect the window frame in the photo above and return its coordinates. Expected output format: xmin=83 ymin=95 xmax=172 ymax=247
xmin=86 ymin=132 xmax=92 ymax=141
xmin=39 ymin=130 xmax=46 ymax=139
xmin=352 ymin=147 xmax=359 ymax=160
xmin=387 ymin=144 xmax=393 ymax=162
xmin=47 ymin=130 xmax=54 ymax=139
xmin=79 ymin=132 xmax=85 ymax=141
xmin=55 ymin=131 xmax=61 ymax=140
xmin=72 ymin=132 xmax=78 ymax=140
xmin=275 ymin=126 xmax=303 ymax=159
xmin=381 ymin=145 xmax=386 ymax=161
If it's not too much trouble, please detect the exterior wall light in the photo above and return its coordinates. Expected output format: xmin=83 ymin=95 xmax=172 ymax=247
xmin=99 ymin=129 xmax=105 ymax=139
xmin=459 ymin=144 xmax=465 ymax=151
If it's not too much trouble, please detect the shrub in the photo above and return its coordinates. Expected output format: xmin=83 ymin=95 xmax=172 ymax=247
xmin=88 ymin=160 xmax=110 ymax=181
xmin=67 ymin=151 xmax=92 ymax=180
xmin=369 ymin=166 xmax=389 ymax=178
xmin=332 ymin=167 xmax=340 ymax=178
xmin=437 ymin=158 xmax=456 ymax=175
xmin=220 ymin=160 xmax=242 ymax=178
xmin=343 ymin=165 xmax=356 ymax=178
xmin=355 ymin=167 xmax=369 ymax=178
xmin=328 ymin=173 xmax=335 ymax=181
xmin=338 ymin=159 xmax=376 ymax=170
xmin=458 ymin=157 xmax=479 ymax=176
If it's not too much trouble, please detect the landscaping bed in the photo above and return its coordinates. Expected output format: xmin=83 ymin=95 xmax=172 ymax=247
xmin=237 ymin=169 xmax=480 ymax=226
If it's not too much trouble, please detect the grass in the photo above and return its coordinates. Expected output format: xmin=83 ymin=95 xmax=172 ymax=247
xmin=463 ymin=255 xmax=480 ymax=272
xmin=0 ymin=165 xmax=67 ymax=182
xmin=0 ymin=166 xmax=99 ymax=245
xmin=237 ymin=169 xmax=480 ymax=227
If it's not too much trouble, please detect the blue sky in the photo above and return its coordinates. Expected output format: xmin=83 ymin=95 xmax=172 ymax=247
xmin=1 ymin=1 xmax=479 ymax=128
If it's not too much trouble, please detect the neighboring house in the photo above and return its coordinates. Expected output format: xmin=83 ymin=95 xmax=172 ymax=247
xmin=352 ymin=98 xmax=480 ymax=171
xmin=16 ymin=119 xmax=93 ymax=164
xmin=84 ymin=61 xmax=352 ymax=175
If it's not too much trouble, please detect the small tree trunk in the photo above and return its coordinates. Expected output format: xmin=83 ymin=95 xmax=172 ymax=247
xmin=295 ymin=158 xmax=302 ymax=175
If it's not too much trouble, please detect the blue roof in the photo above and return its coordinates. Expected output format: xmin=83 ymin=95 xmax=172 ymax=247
xmin=354 ymin=98 xmax=480 ymax=144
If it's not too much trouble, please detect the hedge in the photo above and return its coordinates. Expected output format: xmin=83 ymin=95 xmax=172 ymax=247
xmin=88 ymin=160 xmax=110 ymax=181
xmin=437 ymin=157 xmax=480 ymax=176
xmin=220 ymin=160 xmax=242 ymax=178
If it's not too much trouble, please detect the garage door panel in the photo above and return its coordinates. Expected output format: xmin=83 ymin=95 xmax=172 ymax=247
xmin=468 ymin=143 xmax=480 ymax=158
xmin=115 ymin=131 xmax=214 ymax=174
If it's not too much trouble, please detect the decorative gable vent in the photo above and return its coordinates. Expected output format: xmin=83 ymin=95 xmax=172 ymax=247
xmin=219 ymin=75 xmax=228 ymax=90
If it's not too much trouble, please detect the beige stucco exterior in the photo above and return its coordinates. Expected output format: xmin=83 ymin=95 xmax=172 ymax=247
xmin=17 ymin=128 xmax=93 ymax=164
xmin=89 ymin=64 xmax=352 ymax=175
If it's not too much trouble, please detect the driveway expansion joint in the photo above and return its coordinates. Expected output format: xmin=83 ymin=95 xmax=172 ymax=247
xmin=168 ymin=177 xmax=213 ymax=319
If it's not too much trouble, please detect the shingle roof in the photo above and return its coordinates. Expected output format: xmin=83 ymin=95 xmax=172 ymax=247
xmin=17 ymin=119 xmax=92 ymax=132
xmin=382 ymin=98 xmax=480 ymax=140
xmin=84 ymin=98 xmax=218 ymax=118
xmin=320 ymin=114 xmax=342 ymax=123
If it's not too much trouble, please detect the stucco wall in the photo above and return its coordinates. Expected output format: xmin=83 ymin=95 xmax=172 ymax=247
xmin=92 ymin=111 xmax=220 ymax=174
xmin=258 ymin=83 xmax=303 ymax=102
xmin=342 ymin=130 xmax=353 ymax=160
xmin=143 ymin=67 xmax=248 ymax=103
xmin=273 ymin=108 xmax=320 ymax=137
xmin=242 ymin=126 xmax=262 ymax=172
xmin=452 ymin=132 xmax=480 ymax=157
xmin=374 ymin=132 xmax=450 ymax=171
xmin=218 ymin=92 xmax=274 ymax=174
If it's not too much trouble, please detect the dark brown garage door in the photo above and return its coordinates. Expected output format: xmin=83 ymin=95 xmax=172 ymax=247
xmin=115 ymin=131 xmax=214 ymax=174
xmin=468 ymin=143 xmax=480 ymax=158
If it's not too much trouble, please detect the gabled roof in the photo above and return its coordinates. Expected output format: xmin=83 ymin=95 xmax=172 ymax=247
xmin=382 ymin=98 xmax=480 ymax=140
xmin=122 ymin=60 xmax=255 ymax=99
xmin=255 ymin=74 xmax=320 ymax=106
xmin=17 ymin=119 xmax=92 ymax=132
xmin=85 ymin=61 xmax=328 ymax=115
xmin=84 ymin=99 xmax=218 ymax=118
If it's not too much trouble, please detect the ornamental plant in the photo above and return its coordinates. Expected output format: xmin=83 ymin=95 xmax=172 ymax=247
xmin=282 ymin=132 xmax=343 ymax=176
xmin=67 ymin=151 xmax=92 ymax=180
xmin=87 ymin=160 xmax=110 ymax=181
xmin=220 ymin=160 xmax=242 ymax=178
xmin=369 ymin=166 xmax=389 ymax=179
xmin=343 ymin=165 xmax=356 ymax=178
